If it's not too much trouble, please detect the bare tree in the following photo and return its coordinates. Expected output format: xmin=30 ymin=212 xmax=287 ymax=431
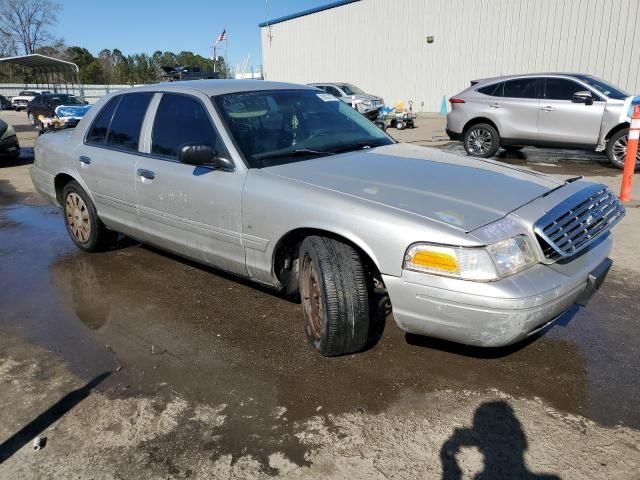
xmin=0 ymin=0 xmax=60 ymax=55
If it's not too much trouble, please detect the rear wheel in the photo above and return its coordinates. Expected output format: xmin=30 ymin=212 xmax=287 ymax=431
xmin=607 ymin=129 xmax=639 ymax=170
xmin=464 ymin=123 xmax=500 ymax=158
xmin=299 ymin=236 xmax=370 ymax=357
xmin=62 ymin=181 xmax=118 ymax=252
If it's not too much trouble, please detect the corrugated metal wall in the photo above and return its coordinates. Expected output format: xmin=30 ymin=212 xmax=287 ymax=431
xmin=260 ymin=0 xmax=640 ymax=111
xmin=0 ymin=83 xmax=142 ymax=104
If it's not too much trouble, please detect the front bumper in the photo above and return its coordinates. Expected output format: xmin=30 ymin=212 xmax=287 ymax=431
xmin=383 ymin=234 xmax=612 ymax=347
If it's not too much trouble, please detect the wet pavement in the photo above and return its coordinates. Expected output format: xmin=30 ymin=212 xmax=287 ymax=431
xmin=1 ymin=113 xmax=640 ymax=477
xmin=1 ymin=177 xmax=639 ymax=436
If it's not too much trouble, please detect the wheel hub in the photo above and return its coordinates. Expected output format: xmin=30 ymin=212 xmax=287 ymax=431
xmin=65 ymin=192 xmax=91 ymax=243
xmin=301 ymin=255 xmax=323 ymax=340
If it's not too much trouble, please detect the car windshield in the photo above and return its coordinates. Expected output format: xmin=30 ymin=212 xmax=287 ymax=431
xmin=339 ymin=84 xmax=364 ymax=95
xmin=20 ymin=91 xmax=38 ymax=96
xmin=213 ymin=89 xmax=393 ymax=167
xmin=575 ymin=75 xmax=629 ymax=100
xmin=47 ymin=95 xmax=84 ymax=105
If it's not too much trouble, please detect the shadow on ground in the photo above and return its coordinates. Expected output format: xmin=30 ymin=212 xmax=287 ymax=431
xmin=440 ymin=400 xmax=560 ymax=480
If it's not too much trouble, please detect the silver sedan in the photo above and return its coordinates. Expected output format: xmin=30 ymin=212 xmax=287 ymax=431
xmin=31 ymin=80 xmax=625 ymax=356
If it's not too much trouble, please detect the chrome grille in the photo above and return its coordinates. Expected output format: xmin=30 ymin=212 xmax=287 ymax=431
xmin=534 ymin=184 xmax=625 ymax=259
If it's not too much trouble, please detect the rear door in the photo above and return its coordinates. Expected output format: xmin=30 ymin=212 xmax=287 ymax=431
xmin=135 ymin=92 xmax=247 ymax=276
xmin=75 ymin=92 xmax=153 ymax=236
xmin=537 ymin=77 xmax=605 ymax=147
xmin=490 ymin=78 xmax=543 ymax=141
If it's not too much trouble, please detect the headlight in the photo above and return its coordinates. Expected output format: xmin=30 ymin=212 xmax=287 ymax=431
xmin=361 ymin=99 xmax=372 ymax=106
xmin=404 ymin=235 xmax=537 ymax=281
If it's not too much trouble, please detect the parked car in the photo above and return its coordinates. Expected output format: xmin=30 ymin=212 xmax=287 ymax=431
xmin=446 ymin=73 xmax=638 ymax=169
xmin=31 ymin=80 xmax=624 ymax=356
xmin=27 ymin=93 xmax=88 ymax=127
xmin=11 ymin=90 xmax=49 ymax=111
xmin=308 ymin=82 xmax=384 ymax=119
xmin=0 ymin=94 xmax=12 ymax=110
xmin=0 ymin=118 xmax=20 ymax=159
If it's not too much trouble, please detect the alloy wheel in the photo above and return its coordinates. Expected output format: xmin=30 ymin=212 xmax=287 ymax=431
xmin=612 ymin=134 xmax=640 ymax=165
xmin=467 ymin=128 xmax=493 ymax=155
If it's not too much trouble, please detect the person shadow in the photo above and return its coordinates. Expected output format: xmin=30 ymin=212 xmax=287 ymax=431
xmin=440 ymin=401 xmax=560 ymax=480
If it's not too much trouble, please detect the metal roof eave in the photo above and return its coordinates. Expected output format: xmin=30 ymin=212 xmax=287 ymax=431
xmin=259 ymin=0 xmax=360 ymax=28
xmin=0 ymin=54 xmax=79 ymax=73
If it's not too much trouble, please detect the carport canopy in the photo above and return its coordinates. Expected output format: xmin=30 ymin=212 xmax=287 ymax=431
xmin=0 ymin=53 xmax=79 ymax=75
xmin=0 ymin=54 xmax=82 ymax=96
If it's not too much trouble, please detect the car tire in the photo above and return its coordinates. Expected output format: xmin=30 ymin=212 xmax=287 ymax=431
xmin=607 ymin=129 xmax=639 ymax=170
xmin=299 ymin=236 xmax=369 ymax=357
xmin=28 ymin=112 xmax=35 ymax=126
xmin=396 ymin=121 xmax=405 ymax=130
xmin=464 ymin=123 xmax=500 ymax=158
xmin=503 ymin=145 xmax=524 ymax=152
xmin=62 ymin=181 xmax=118 ymax=252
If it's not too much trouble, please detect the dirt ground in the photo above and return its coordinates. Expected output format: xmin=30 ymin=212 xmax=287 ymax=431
xmin=1 ymin=109 xmax=639 ymax=479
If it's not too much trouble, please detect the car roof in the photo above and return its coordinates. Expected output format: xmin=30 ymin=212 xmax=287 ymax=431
xmin=471 ymin=73 xmax=591 ymax=85
xmin=122 ymin=79 xmax=315 ymax=96
xmin=308 ymin=82 xmax=352 ymax=86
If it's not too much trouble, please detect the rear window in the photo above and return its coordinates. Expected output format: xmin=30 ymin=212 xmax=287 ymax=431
xmin=503 ymin=78 xmax=543 ymax=99
xmin=477 ymin=83 xmax=504 ymax=97
xmin=105 ymin=93 xmax=153 ymax=151
xmin=86 ymin=97 xmax=120 ymax=145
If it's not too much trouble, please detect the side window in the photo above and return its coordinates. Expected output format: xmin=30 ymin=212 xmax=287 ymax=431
xmin=151 ymin=93 xmax=227 ymax=160
xmin=106 ymin=93 xmax=153 ymax=151
xmin=86 ymin=96 xmax=120 ymax=145
xmin=326 ymin=86 xmax=342 ymax=97
xmin=503 ymin=78 xmax=542 ymax=99
xmin=545 ymin=78 xmax=589 ymax=101
xmin=477 ymin=83 xmax=504 ymax=97
xmin=32 ymin=96 xmax=41 ymax=104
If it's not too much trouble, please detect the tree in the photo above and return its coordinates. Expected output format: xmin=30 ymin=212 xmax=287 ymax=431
xmin=0 ymin=0 xmax=60 ymax=55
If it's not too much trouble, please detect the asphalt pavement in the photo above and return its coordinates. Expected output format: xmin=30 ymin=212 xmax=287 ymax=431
xmin=1 ymin=110 xmax=639 ymax=479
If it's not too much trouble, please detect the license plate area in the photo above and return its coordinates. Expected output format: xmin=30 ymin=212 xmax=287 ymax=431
xmin=576 ymin=257 xmax=612 ymax=306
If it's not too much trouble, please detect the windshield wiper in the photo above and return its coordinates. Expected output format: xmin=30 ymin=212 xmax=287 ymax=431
xmin=254 ymin=148 xmax=335 ymax=163
xmin=332 ymin=141 xmax=387 ymax=154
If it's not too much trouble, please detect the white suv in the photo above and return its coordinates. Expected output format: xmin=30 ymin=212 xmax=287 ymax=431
xmin=446 ymin=73 xmax=637 ymax=169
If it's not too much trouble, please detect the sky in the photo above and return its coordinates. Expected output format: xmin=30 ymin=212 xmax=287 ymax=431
xmin=56 ymin=0 xmax=329 ymax=71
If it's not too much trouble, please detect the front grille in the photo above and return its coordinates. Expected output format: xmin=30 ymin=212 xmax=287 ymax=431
xmin=372 ymin=100 xmax=382 ymax=106
xmin=534 ymin=184 xmax=625 ymax=259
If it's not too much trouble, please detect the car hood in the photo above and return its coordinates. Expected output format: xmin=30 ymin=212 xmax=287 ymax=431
xmin=265 ymin=143 xmax=563 ymax=232
xmin=353 ymin=93 xmax=381 ymax=101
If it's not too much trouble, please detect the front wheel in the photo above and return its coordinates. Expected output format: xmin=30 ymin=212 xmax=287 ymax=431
xmin=299 ymin=236 xmax=370 ymax=357
xmin=464 ymin=123 xmax=500 ymax=158
xmin=607 ymin=129 xmax=640 ymax=170
xmin=62 ymin=181 xmax=118 ymax=252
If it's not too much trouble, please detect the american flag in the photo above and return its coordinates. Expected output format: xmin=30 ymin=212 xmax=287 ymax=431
xmin=216 ymin=30 xmax=227 ymax=43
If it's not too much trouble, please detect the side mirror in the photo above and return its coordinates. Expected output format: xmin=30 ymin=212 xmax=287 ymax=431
xmin=572 ymin=91 xmax=593 ymax=105
xmin=178 ymin=144 xmax=234 ymax=171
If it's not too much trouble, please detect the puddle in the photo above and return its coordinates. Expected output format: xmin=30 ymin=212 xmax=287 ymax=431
xmin=0 ymin=202 xmax=639 ymax=468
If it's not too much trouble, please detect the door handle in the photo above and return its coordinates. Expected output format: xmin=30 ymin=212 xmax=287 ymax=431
xmin=489 ymin=103 xmax=500 ymax=109
xmin=79 ymin=155 xmax=91 ymax=165
xmin=137 ymin=169 xmax=155 ymax=180
xmin=540 ymin=106 xmax=556 ymax=112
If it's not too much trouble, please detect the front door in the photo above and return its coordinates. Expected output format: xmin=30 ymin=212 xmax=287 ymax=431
xmin=135 ymin=92 xmax=247 ymax=276
xmin=537 ymin=77 xmax=605 ymax=147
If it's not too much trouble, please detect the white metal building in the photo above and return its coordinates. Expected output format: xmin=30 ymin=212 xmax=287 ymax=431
xmin=260 ymin=0 xmax=640 ymax=112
